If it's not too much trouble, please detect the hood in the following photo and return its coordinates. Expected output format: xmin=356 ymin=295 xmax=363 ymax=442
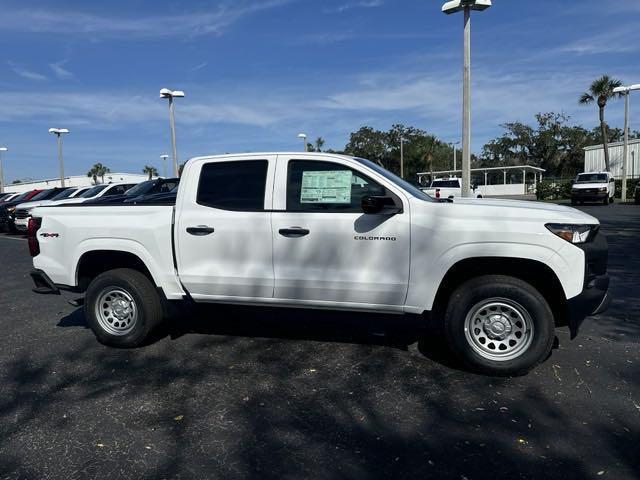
xmin=572 ymin=183 xmax=607 ymax=190
xmin=15 ymin=200 xmax=50 ymax=211
xmin=430 ymin=197 xmax=598 ymax=224
xmin=47 ymin=197 xmax=88 ymax=206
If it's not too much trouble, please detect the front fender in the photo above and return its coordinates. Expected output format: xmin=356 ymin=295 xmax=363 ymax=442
xmin=406 ymin=241 xmax=585 ymax=312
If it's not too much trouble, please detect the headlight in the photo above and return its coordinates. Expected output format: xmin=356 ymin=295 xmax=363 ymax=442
xmin=546 ymin=224 xmax=598 ymax=244
xmin=598 ymin=187 xmax=606 ymax=193
xmin=6 ymin=206 xmax=15 ymax=213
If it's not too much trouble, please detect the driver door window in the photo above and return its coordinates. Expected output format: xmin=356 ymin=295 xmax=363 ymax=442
xmin=286 ymin=160 xmax=395 ymax=213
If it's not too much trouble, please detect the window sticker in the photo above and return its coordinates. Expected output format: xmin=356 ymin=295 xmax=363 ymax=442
xmin=301 ymin=170 xmax=352 ymax=204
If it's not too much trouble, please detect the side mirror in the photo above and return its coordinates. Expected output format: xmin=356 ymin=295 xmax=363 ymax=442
xmin=361 ymin=195 xmax=401 ymax=215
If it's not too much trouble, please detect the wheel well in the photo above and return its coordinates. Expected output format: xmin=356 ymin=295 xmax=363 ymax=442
xmin=432 ymin=257 xmax=568 ymax=327
xmin=76 ymin=250 xmax=154 ymax=292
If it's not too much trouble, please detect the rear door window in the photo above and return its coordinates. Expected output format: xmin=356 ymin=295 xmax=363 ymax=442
xmin=197 ymin=160 xmax=268 ymax=211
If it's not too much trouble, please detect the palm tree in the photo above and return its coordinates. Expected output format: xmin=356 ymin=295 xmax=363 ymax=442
xmin=87 ymin=163 xmax=111 ymax=184
xmin=579 ymin=75 xmax=623 ymax=172
xmin=315 ymin=137 xmax=325 ymax=152
xmin=143 ymin=165 xmax=158 ymax=180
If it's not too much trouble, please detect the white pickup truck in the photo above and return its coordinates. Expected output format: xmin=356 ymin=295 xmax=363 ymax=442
xmin=421 ymin=177 xmax=483 ymax=199
xmin=28 ymin=153 xmax=610 ymax=376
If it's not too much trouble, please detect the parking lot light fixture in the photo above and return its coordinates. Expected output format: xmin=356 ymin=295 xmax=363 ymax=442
xmin=0 ymin=147 xmax=7 ymax=193
xmin=298 ymin=133 xmax=307 ymax=152
xmin=160 ymin=154 xmax=169 ymax=178
xmin=48 ymin=128 xmax=70 ymax=187
xmin=442 ymin=0 xmax=492 ymax=197
xmin=612 ymin=84 xmax=640 ymax=201
xmin=160 ymin=88 xmax=185 ymax=177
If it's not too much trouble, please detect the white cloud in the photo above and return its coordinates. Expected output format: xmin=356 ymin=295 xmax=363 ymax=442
xmin=2 ymin=1 xmax=293 ymax=39
xmin=7 ymin=61 xmax=47 ymax=81
xmin=190 ymin=62 xmax=208 ymax=72
xmin=49 ymin=61 xmax=75 ymax=79
xmin=558 ymin=25 xmax=639 ymax=55
xmin=324 ymin=0 xmax=384 ymax=14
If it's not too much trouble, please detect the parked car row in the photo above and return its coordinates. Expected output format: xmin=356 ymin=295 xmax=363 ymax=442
xmin=0 ymin=178 xmax=178 ymax=234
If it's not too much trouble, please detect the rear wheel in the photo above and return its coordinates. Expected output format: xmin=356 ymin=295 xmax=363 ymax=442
xmin=443 ymin=275 xmax=554 ymax=376
xmin=85 ymin=268 xmax=164 ymax=347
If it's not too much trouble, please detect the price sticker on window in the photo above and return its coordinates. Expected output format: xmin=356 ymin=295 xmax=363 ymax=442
xmin=300 ymin=170 xmax=352 ymax=204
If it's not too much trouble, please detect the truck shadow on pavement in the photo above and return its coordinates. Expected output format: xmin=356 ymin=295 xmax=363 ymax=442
xmin=5 ymin=307 xmax=637 ymax=480
xmin=57 ymin=304 xmax=464 ymax=371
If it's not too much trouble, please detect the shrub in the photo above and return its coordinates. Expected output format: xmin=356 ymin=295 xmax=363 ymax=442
xmin=536 ymin=179 xmax=572 ymax=200
xmin=614 ymin=178 xmax=639 ymax=200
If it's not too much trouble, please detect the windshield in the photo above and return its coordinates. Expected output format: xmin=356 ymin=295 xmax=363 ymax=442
xmin=430 ymin=180 xmax=460 ymax=188
xmin=80 ymin=185 xmax=108 ymax=198
xmin=353 ymin=157 xmax=432 ymax=201
xmin=29 ymin=189 xmax=55 ymax=201
xmin=124 ymin=180 xmax=156 ymax=197
xmin=576 ymin=173 xmax=607 ymax=183
xmin=51 ymin=188 xmax=79 ymax=200
xmin=9 ymin=192 xmax=30 ymax=202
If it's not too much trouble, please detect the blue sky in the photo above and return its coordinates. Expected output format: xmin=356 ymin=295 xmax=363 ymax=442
xmin=0 ymin=0 xmax=639 ymax=181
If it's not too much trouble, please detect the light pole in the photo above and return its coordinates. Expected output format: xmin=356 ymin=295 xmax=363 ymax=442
xmin=442 ymin=0 xmax=492 ymax=196
xmin=450 ymin=140 xmax=460 ymax=172
xmin=298 ymin=133 xmax=307 ymax=152
xmin=613 ymin=84 xmax=640 ymax=201
xmin=0 ymin=147 xmax=7 ymax=193
xmin=160 ymin=88 xmax=185 ymax=177
xmin=400 ymin=137 xmax=404 ymax=179
xmin=48 ymin=128 xmax=70 ymax=187
xmin=160 ymin=154 xmax=169 ymax=178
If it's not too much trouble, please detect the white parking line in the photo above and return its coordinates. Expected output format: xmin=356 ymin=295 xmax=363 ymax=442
xmin=0 ymin=235 xmax=27 ymax=241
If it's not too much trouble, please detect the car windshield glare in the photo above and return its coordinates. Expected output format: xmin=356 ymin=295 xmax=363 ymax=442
xmin=124 ymin=181 xmax=155 ymax=197
xmin=576 ymin=174 xmax=607 ymax=183
xmin=51 ymin=188 xmax=77 ymax=200
xmin=81 ymin=185 xmax=108 ymax=198
xmin=353 ymin=157 xmax=432 ymax=201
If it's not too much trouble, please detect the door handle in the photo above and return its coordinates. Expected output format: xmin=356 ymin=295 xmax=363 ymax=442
xmin=187 ymin=225 xmax=215 ymax=236
xmin=279 ymin=227 xmax=310 ymax=238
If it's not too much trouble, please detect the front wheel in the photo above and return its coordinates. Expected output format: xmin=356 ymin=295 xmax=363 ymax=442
xmin=85 ymin=268 xmax=164 ymax=348
xmin=443 ymin=275 xmax=554 ymax=376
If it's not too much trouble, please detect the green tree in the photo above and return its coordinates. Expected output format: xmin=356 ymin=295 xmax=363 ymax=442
xmin=87 ymin=163 xmax=111 ymax=184
xmin=143 ymin=165 xmax=158 ymax=180
xmin=579 ymin=75 xmax=623 ymax=172
xmin=314 ymin=137 xmax=325 ymax=152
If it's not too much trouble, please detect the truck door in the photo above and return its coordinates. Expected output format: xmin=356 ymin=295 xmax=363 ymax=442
xmin=175 ymin=155 xmax=276 ymax=300
xmin=271 ymin=155 xmax=411 ymax=306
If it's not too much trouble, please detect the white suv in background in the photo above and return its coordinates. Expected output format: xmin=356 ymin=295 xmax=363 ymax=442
xmin=571 ymin=172 xmax=615 ymax=205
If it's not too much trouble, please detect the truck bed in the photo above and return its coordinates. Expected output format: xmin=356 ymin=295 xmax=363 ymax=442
xmin=31 ymin=204 xmax=185 ymax=299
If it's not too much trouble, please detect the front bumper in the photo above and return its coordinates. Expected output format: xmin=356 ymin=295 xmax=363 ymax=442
xmin=566 ymin=231 xmax=610 ymax=337
xmin=571 ymin=190 xmax=607 ymax=201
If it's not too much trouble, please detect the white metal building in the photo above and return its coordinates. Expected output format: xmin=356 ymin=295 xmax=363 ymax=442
xmin=583 ymin=138 xmax=640 ymax=179
xmin=417 ymin=165 xmax=545 ymax=196
xmin=6 ymin=173 xmax=154 ymax=193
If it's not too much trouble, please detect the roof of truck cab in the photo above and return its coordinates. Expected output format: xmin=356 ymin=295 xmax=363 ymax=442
xmin=188 ymin=152 xmax=355 ymax=162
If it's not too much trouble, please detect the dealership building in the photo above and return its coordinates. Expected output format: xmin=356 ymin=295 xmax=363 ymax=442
xmin=583 ymin=138 xmax=640 ymax=179
xmin=6 ymin=173 xmax=154 ymax=194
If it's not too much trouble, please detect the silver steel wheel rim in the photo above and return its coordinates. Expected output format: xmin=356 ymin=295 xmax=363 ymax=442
xmin=464 ymin=298 xmax=534 ymax=362
xmin=95 ymin=288 xmax=138 ymax=336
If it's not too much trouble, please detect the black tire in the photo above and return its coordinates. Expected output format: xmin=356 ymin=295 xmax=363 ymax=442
xmin=443 ymin=275 xmax=554 ymax=376
xmin=609 ymin=196 xmax=614 ymax=204
xmin=570 ymin=198 xmax=577 ymax=206
xmin=603 ymin=196 xmax=609 ymax=205
xmin=85 ymin=268 xmax=164 ymax=348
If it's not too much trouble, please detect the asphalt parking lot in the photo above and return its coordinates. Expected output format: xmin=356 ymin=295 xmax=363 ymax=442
xmin=0 ymin=203 xmax=638 ymax=480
